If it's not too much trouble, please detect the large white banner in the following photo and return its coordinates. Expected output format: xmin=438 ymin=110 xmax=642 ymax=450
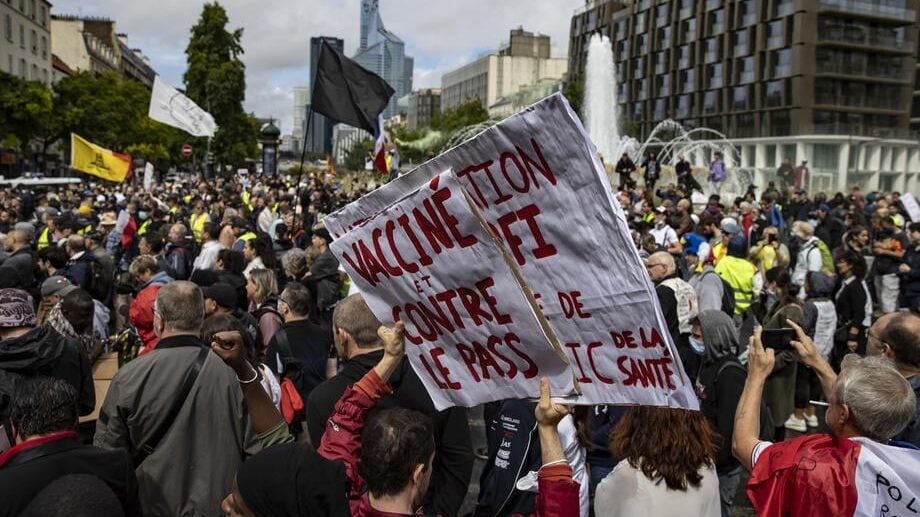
xmin=148 ymin=76 xmax=217 ymax=138
xmin=330 ymin=171 xmax=577 ymax=409
xmin=327 ymin=93 xmax=698 ymax=410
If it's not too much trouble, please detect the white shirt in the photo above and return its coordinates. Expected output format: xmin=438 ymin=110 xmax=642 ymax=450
xmin=594 ymin=460 xmax=720 ymax=517
xmin=650 ymin=224 xmax=678 ymax=248
xmin=243 ymin=257 xmax=265 ymax=279
xmin=792 ymin=237 xmax=823 ymax=292
xmin=193 ymin=240 xmax=223 ymax=271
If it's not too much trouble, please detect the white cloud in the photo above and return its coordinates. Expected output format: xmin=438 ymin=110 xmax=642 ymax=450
xmin=51 ymin=0 xmax=582 ymax=133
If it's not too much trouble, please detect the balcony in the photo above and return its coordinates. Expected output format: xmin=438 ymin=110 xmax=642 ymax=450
xmin=818 ymin=0 xmax=917 ymax=22
xmin=816 ymin=61 xmax=909 ymax=81
xmin=817 ymin=25 xmax=912 ymax=53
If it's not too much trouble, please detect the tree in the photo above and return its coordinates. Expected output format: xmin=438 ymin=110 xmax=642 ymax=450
xmin=563 ymin=77 xmax=584 ymax=119
xmin=432 ymin=100 xmax=488 ymax=132
xmin=343 ymin=138 xmax=373 ymax=171
xmin=184 ymin=2 xmax=257 ymax=169
xmin=0 ymin=72 xmax=53 ymax=149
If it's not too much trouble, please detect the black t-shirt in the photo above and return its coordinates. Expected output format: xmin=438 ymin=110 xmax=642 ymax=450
xmin=265 ymin=319 xmax=334 ymax=398
xmin=875 ymin=231 xmax=910 ymax=275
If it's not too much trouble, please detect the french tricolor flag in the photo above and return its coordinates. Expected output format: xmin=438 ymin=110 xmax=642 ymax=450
xmin=747 ymin=434 xmax=920 ymax=516
xmin=372 ymin=114 xmax=388 ymax=175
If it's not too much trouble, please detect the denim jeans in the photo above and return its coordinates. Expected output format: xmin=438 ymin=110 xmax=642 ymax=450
xmin=718 ymin=466 xmax=743 ymax=517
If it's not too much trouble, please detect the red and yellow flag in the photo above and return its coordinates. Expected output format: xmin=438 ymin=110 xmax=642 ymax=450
xmin=70 ymin=133 xmax=131 ymax=183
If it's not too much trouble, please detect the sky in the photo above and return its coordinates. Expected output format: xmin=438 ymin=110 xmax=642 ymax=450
xmin=51 ymin=0 xmax=584 ymax=134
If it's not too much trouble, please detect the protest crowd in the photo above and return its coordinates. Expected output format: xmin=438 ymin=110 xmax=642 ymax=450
xmin=0 ymin=155 xmax=917 ymax=517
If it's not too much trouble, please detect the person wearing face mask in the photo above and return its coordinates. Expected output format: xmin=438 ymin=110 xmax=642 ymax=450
xmin=650 ymin=207 xmax=679 ymax=250
xmin=691 ymin=310 xmax=746 ymax=517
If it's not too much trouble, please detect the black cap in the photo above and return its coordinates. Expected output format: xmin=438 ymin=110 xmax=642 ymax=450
xmin=202 ymin=283 xmax=237 ymax=309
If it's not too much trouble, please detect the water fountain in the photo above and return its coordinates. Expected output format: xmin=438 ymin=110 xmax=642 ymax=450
xmin=582 ymin=33 xmax=750 ymax=197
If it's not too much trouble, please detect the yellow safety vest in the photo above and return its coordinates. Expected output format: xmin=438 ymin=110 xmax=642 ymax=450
xmin=37 ymin=227 xmax=51 ymax=250
xmin=190 ymin=213 xmax=209 ymax=243
xmin=715 ymin=257 xmax=756 ymax=315
xmin=712 ymin=242 xmax=727 ymax=266
xmin=236 ymin=232 xmax=257 ymax=248
xmin=242 ymin=191 xmax=253 ymax=212
xmin=76 ymin=224 xmax=93 ymax=236
xmin=137 ymin=220 xmax=150 ymax=236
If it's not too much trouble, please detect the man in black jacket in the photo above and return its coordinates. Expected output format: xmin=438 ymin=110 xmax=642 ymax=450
xmin=0 ymin=288 xmax=94 ymax=444
xmin=0 ymin=230 xmax=36 ymax=289
xmin=0 ymin=377 xmax=138 ymax=517
xmin=306 ymin=294 xmax=473 ymax=517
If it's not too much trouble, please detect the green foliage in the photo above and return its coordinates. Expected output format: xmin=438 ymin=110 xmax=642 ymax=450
xmin=563 ymin=77 xmax=584 ymax=119
xmin=184 ymin=2 xmax=255 ymax=168
xmin=432 ymin=100 xmax=488 ymax=132
xmin=0 ymin=72 xmax=53 ymax=148
xmin=343 ymin=138 xmax=374 ymax=171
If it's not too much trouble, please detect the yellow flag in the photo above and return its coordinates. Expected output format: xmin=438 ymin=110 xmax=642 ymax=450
xmin=70 ymin=133 xmax=131 ymax=183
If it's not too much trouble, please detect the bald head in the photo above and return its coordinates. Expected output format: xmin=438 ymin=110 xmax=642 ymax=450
xmin=5 ymin=230 xmax=30 ymax=252
xmin=874 ymin=312 xmax=920 ymax=372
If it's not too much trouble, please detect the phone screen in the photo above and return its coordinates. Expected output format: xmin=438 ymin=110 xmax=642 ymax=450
xmin=762 ymin=328 xmax=797 ymax=351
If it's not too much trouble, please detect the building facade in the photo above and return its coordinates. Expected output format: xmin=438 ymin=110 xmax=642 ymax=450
xmin=569 ymin=0 xmax=920 ymax=139
xmin=51 ymin=16 xmax=156 ymax=88
xmin=1 ymin=0 xmax=52 ymax=83
xmin=353 ymin=0 xmax=413 ymax=119
xmin=304 ymin=36 xmax=344 ymax=156
xmin=441 ymin=28 xmax=568 ymax=113
xmin=291 ymin=86 xmax=308 ymax=154
xmin=568 ymin=0 xmax=920 ymax=192
xmin=408 ymin=88 xmax=441 ymax=129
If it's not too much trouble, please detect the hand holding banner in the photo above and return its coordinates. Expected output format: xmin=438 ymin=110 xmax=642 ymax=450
xmin=331 ymin=170 xmax=577 ymax=410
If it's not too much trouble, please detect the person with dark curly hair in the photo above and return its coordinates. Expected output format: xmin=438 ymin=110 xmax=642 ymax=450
xmin=594 ymin=406 xmax=720 ymax=516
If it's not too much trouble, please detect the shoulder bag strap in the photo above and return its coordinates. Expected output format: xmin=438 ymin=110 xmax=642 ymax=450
xmin=133 ymin=345 xmax=209 ymax=466
xmin=274 ymin=328 xmax=293 ymax=362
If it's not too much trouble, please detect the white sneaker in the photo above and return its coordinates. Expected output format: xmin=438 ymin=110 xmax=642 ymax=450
xmin=784 ymin=415 xmax=807 ymax=433
xmin=805 ymin=414 xmax=819 ymax=428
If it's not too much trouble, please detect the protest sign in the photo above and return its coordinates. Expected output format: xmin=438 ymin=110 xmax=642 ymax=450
xmin=330 ymin=170 xmax=577 ymax=410
xmin=901 ymin=192 xmax=920 ymax=223
xmin=326 ymin=93 xmax=698 ymax=410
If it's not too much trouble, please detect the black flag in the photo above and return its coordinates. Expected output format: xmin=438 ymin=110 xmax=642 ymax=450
xmin=311 ymin=40 xmax=395 ymax=133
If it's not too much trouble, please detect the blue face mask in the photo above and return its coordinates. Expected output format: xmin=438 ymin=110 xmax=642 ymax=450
xmin=689 ymin=336 xmax=705 ymax=356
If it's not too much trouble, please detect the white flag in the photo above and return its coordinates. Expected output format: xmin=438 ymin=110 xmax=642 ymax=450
xmin=148 ymin=75 xmax=217 ymax=137
xmin=143 ymin=162 xmax=155 ymax=190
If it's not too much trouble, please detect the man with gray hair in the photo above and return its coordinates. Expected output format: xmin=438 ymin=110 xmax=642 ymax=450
xmin=866 ymin=312 xmax=920 ymax=446
xmin=95 ymin=281 xmax=258 ymax=516
xmin=733 ymin=321 xmax=919 ymax=514
xmin=646 ymin=251 xmax=699 ymax=378
xmin=164 ymin=223 xmax=190 ymax=280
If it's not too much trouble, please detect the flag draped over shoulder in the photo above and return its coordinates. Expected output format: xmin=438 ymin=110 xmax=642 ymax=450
xmin=148 ymin=75 xmax=217 ymax=137
xmin=70 ymin=133 xmax=131 ymax=183
xmin=311 ymin=40 xmax=394 ymax=134
xmin=747 ymin=434 xmax=920 ymax=516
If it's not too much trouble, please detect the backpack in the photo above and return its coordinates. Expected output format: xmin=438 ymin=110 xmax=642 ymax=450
xmin=85 ymin=255 xmax=112 ymax=303
xmin=705 ymin=270 xmax=737 ymax=316
xmin=716 ymin=361 xmax=775 ymax=441
xmin=815 ymin=240 xmax=835 ymax=275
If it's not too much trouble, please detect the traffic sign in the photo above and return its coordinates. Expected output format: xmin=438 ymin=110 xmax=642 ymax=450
xmin=182 ymin=144 xmax=193 ymax=157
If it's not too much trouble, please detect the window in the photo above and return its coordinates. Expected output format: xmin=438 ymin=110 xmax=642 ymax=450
xmin=18 ymin=58 xmax=25 ymax=78
xmin=772 ymin=48 xmax=791 ymax=78
xmin=40 ymin=35 xmax=46 ymax=58
xmin=638 ymin=33 xmax=648 ymax=54
xmin=737 ymin=56 xmax=755 ymax=83
xmin=681 ymin=68 xmax=696 ymax=92
xmin=635 ymin=11 xmax=647 ymax=33
xmin=733 ymin=29 xmax=749 ymax=55
xmin=680 ymin=0 xmax=694 ymax=18
xmin=29 ymin=0 xmax=34 ymax=18
xmin=770 ymin=110 xmax=791 ymax=136
xmin=637 ymin=78 xmax=648 ymax=100
xmin=767 ymin=20 xmax=785 ymax=49
xmin=657 ymin=73 xmax=671 ymax=96
xmin=708 ymin=63 xmax=723 ymax=88
xmin=682 ymin=18 xmax=697 ymax=42
xmin=634 ymin=102 xmax=645 ymax=118
xmin=654 ymin=99 xmax=667 ymax=120
xmin=764 ymin=144 xmax=777 ymax=167
xmin=703 ymin=90 xmax=720 ymax=113
xmin=678 ymin=45 xmax=692 ymax=68
xmin=774 ymin=0 xmax=794 ymax=18
xmin=3 ymin=14 xmax=10 ymax=41
xmin=656 ymin=3 xmax=670 ymax=25
xmin=30 ymin=63 xmax=36 ymax=80
xmin=39 ymin=5 xmax=45 ymax=26
xmin=704 ymin=37 xmax=720 ymax=63
xmin=19 ymin=24 xmax=24 ymax=48
xmin=733 ymin=85 xmax=750 ymax=110
xmin=658 ymin=26 xmax=672 ymax=48
xmin=634 ymin=56 xmax=646 ymax=78
xmin=764 ymin=79 xmax=785 ymax=107
xmin=30 ymin=29 xmax=35 ymax=54
xmin=739 ymin=0 xmax=757 ymax=26
xmin=677 ymin=94 xmax=693 ymax=118
xmin=709 ymin=8 xmax=725 ymax=34
xmin=813 ymin=144 xmax=840 ymax=169
xmin=654 ymin=51 xmax=669 ymax=74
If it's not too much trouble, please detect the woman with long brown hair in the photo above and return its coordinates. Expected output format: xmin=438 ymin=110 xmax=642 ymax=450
xmin=594 ymin=406 xmax=720 ymax=516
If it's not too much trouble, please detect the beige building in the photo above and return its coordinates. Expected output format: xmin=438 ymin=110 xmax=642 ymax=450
xmin=441 ymin=28 xmax=568 ymax=113
xmin=1 ymin=0 xmax=52 ymax=84
xmin=51 ymin=16 xmax=120 ymax=76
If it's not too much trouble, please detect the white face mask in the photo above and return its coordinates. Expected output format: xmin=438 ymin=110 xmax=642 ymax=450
xmin=689 ymin=337 xmax=705 ymax=356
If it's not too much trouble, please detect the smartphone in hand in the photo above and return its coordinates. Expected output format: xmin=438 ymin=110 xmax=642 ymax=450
xmin=761 ymin=328 xmax=797 ymax=351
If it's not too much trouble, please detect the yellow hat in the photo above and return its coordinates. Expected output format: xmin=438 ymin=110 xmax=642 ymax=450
xmin=78 ymin=205 xmax=92 ymax=216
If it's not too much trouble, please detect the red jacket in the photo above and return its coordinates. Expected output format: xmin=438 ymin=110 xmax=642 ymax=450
xmin=128 ymin=271 xmax=172 ymax=354
xmin=318 ymin=370 xmax=580 ymax=517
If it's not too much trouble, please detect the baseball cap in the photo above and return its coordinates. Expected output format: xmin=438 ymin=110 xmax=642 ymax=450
xmin=203 ymin=283 xmax=237 ymax=309
xmin=41 ymin=276 xmax=78 ymax=298
xmin=817 ymin=203 xmax=831 ymax=212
